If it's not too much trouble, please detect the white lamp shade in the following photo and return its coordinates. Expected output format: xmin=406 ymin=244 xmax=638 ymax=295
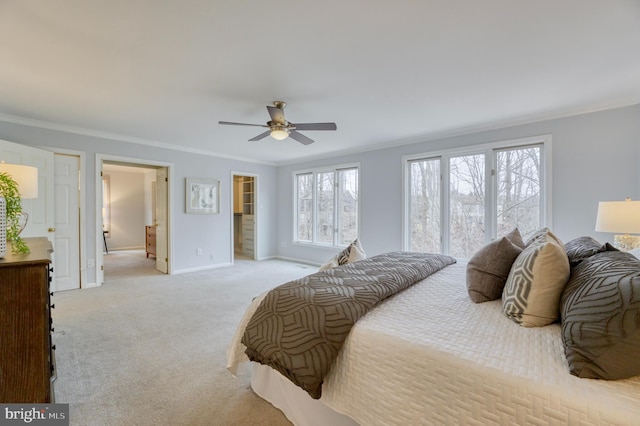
xmin=595 ymin=200 xmax=640 ymax=234
xmin=0 ymin=163 xmax=38 ymax=199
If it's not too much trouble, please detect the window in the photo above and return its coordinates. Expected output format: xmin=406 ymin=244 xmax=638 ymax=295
xmin=449 ymin=153 xmax=486 ymax=258
xmin=294 ymin=165 xmax=359 ymax=246
xmin=408 ymin=158 xmax=440 ymax=253
xmin=405 ymin=137 xmax=549 ymax=257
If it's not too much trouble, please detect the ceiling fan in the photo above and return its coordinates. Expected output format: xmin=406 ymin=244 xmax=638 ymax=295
xmin=218 ymin=101 xmax=337 ymax=145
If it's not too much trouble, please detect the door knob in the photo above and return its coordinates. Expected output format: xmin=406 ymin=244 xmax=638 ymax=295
xmin=48 ymin=227 xmax=56 ymax=232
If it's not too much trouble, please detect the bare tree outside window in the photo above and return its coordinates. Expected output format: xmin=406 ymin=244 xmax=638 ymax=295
xmin=449 ymin=154 xmax=485 ymax=258
xmin=406 ymin=142 xmax=544 ymax=257
xmin=316 ymin=172 xmax=334 ymax=244
xmin=496 ymin=146 xmax=541 ymax=240
xmin=295 ymin=166 xmax=359 ymax=246
xmin=409 ymin=159 xmax=440 ymax=253
xmin=338 ymin=168 xmax=358 ymax=245
xmin=296 ymin=173 xmax=313 ymax=242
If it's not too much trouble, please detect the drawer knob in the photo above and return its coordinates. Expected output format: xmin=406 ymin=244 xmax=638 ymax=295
xmin=50 ymin=304 xmax=55 ymax=309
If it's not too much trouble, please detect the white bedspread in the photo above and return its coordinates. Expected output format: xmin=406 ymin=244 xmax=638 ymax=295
xmin=228 ymin=262 xmax=640 ymax=425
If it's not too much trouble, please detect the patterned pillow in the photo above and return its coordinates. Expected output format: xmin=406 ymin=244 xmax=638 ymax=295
xmin=348 ymin=239 xmax=366 ymax=263
xmin=502 ymin=230 xmax=569 ymax=327
xmin=466 ymin=228 xmax=525 ymax=303
xmin=564 ymin=236 xmax=606 ymax=267
xmin=561 ymin=250 xmax=640 ymax=380
xmin=337 ymin=239 xmax=365 ymax=265
xmin=524 ymin=227 xmax=552 ymax=246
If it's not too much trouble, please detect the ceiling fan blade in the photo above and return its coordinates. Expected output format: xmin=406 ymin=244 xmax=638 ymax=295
xmin=248 ymin=130 xmax=271 ymax=141
xmin=218 ymin=121 xmax=267 ymax=127
xmin=292 ymin=122 xmax=337 ymax=131
xmin=289 ymin=130 xmax=315 ymax=145
xmin=266 ymin=106 xmax=286 ymax=124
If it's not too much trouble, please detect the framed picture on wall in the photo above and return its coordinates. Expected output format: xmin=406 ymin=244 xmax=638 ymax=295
xmin=186 ymin=178 xmax=220 ymax=214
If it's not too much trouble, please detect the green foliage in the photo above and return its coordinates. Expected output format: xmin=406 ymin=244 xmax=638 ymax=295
xmin=0 ymin=171 xmax=29 ymax=254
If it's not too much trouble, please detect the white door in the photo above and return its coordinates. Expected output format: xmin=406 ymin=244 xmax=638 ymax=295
xmin=155 ymin=167 xmax=168 ymax=273
xmin=54 ymin=154 xmax=80 ymax=291
xmin=0 ymin=139 xmax=55 ymax=284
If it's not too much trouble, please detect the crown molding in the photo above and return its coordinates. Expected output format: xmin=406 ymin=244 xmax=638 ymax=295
xmin=0 ymin=113 xmax=277 ymax=166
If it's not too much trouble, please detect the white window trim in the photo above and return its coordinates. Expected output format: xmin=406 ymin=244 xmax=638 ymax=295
xmin=292 ymin=162 xmax=361 ymax=248
xmin=401 ymin=134 xmax=552 ymax=252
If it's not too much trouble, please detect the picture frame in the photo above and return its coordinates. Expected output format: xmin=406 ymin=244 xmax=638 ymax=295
xmin=186 ymin=178 xmax=220 ymax=214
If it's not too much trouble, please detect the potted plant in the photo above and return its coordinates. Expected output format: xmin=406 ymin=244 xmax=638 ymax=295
xmin=0 ymin=171 xmax=29 ymax=254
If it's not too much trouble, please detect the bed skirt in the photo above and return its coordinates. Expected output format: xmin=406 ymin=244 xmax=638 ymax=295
xmin=251 ymin=362 xmax=358 ymax=426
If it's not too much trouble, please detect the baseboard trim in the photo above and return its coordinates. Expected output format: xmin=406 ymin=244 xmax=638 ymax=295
xmin=173 ymin=262 xmax=233 ymax=275
xmin=274 ymin=256 xmax=321 ymax=267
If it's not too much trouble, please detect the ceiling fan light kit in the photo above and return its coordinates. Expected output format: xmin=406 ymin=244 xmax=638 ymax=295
xmin=219 ymin=101 xmax=337 ymax=145
xmin=270 ymin=125 xmax=289 ymax=140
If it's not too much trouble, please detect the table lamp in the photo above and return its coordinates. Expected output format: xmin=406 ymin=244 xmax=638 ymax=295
xmin=595 ymin=198 xmax=640 ymax=250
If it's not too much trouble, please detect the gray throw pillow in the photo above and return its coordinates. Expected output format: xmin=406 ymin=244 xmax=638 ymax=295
xmin=561 ymin=250 xmax=640 ymax=380
xmin=564 ymin=236 xmax=611 ymax=268
xmin=466 ymin=228 xmax=524 ymax=303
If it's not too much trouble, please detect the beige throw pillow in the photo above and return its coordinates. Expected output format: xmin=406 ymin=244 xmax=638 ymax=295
xmin=502 ymin=230 xmax=569 ymax=327
xmin=466 ymin=228 xmax=525 ymax=303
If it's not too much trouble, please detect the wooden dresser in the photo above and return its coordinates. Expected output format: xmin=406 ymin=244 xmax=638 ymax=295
xmin=0 ymin=237 xmax=55 ymax=403
xmin=145 ymin=225 xmax=156 ymax=258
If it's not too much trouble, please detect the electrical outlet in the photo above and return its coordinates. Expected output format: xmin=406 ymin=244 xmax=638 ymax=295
xmin=196 ymin=248 xmax=203 ymax=256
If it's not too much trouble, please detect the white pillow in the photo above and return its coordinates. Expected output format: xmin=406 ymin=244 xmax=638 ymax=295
xmin=319 ymin=256 xmax=339 ymax=271
xmin=627 ymin=247 xmax=640 ymax=259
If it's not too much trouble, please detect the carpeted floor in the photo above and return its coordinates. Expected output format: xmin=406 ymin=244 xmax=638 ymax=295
xmin=52 ymin=250 xmax=316 ymax=425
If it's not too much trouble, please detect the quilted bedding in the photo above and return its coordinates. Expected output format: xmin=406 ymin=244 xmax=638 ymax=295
xmin=229 ymin=261 xmax=640 ymax=425
xmin=319 ymin=262 xmax=640 ymax=425
xmin=241 ymin=251 xmax=455 ymax=399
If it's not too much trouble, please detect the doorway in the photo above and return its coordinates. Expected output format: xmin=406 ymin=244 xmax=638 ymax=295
xmin=97 ymin=156 xmax=171 ymax=285
xmin=232 ymin=172 xmax=257 ymax=261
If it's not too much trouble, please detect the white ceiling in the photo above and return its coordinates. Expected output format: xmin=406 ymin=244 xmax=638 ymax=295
xmin=1 ymin=1 xmax=639 ymax=165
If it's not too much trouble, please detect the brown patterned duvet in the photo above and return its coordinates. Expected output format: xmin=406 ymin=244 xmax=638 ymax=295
xmin=241 ymin=251 xmax=456 ymax=399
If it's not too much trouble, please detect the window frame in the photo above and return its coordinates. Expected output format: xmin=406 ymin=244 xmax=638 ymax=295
xmin=402 ymin=135 xmax=552 ymax=255
xmin=293 ymin=162 xmax=361 ymax=248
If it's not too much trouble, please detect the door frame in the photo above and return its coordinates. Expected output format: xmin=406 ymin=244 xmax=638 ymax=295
xmin=230 ymin=170 xmax=259 ymax=263
xmin=96 ymin=154 xmax=173 ymax=285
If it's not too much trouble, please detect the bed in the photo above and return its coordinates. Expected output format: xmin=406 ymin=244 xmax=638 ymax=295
xmin=228 ymin=245 xmax=640 ymax=425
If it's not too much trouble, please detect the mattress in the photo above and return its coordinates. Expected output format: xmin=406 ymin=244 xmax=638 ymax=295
xmin=228 ymin=261 xmax=640 ymax=425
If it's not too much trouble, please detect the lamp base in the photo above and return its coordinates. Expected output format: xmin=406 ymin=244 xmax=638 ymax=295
xmin=613 ymin=234 xmax=640 ymax=251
